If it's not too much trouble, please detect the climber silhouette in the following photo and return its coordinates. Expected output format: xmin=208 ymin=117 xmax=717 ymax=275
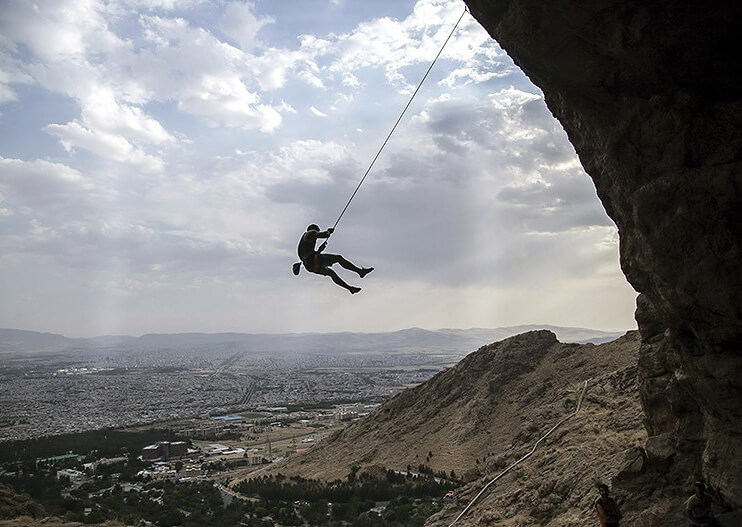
xmin=595 ymin=483 xmax=622 ymax=527
xmin=293 ymin=224 xmax=373 ymax=294
xmin=686 ymin=481 xmax=717 ymax=527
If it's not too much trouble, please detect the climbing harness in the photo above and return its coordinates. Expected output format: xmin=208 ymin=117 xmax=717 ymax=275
xmin=447 ymin=380 xmax=590 ymax=527
xmin=327 ymin=6 xmax=470 ymax=240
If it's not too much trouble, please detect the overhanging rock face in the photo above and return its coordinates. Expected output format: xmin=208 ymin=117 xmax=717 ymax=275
xmin=464 ymin=0 xmax=742 ymax=509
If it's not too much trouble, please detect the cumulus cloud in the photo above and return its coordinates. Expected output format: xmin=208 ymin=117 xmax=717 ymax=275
xmin=0 ymin=0 xmax=178 ymax=169
xmin=79 ymin=87 xmax=175 ymax=145
xmin=135 ymin=14 xmax=287 ymax=130
xmin=219 ymin=1 xmax=274 ymax=51
xmin=0 ymin=157 xmax=114 ymax=263
xmin=306 ymin=0 xmax=511 ymax=93
xmin=0 ymin=0 xmax=289 ymax=164
xmin=2 ymin=0 xmax=504 ymax=144
xmin=342 ymin=72 xmax=360 ymax=88
xmin=227 ymin=139 xmax=358 ymax=193
xmin=0 ymin=61 xmax=22 ymax=103
xmin=0 ymin=156 xmax=267 ymax=278
xmin=0 ymin=157 xmax=99 ymax=208
xmin=177 ymin=75 xmax=282 ymax=131
xmin=113 ymin=0 xmax=205 ymax=11
xmin=44 ymin=121 xmax=165 ymax=173
xmin=0 ymin=0 xmax=117 ymax=60
xmin=0 ymin=86 xmax=15 ymax=104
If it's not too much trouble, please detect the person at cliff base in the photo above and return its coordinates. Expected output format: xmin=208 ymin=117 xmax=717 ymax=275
xmin=686 ymin=481 xmax=717 ymax=527
xmin=595 ymin=483 xmax=622 ymax=527
xmin=293 ymin=224 xmax=373 ymax=294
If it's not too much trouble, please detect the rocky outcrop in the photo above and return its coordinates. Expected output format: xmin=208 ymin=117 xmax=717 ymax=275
xmin=464 ymin=0 xmax=742 ymax=513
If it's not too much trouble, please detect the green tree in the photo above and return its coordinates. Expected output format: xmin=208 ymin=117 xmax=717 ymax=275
xmin=301 ymin=500 xmax=329 ymax=525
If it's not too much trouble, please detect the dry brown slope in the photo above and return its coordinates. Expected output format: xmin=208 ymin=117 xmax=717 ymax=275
xmin=250 ymin=330 xmax=643 ymax=493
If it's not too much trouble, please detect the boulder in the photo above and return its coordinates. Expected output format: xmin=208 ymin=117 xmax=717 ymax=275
xmin=644 ymin=433 xmax=675 ymax=472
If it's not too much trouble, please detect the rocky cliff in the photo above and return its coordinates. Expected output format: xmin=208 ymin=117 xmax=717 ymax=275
xmin=463 ymin=0 xmax=742 ymax=515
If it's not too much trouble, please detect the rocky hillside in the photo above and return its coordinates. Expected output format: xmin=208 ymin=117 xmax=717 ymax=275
xmin=246 ymin=331 xmax=661 ymax=525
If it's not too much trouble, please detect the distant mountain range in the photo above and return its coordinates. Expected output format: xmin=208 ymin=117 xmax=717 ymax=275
xmin=0 ymin=326 xmax=627 ymax=355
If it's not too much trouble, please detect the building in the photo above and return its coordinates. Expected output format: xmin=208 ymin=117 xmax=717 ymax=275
xmin=85 ymin=456 xmax=128 ymax=470
xmin=212 ymin=415 xmax=243 ymax=422
xmin=136 ymin=468 xmax=177 ymax=481
xmin=205 ymin=443 xmax=245 ymax=457
xmin=142 ymin=444 xmax=161 ymax=460
xmin=56 ymin=468 xmax=85 ymax=484
xmin=169 ymin=441 xmax=188 ymax=457
xmin=141 ymin=441 xmax=189 ymax=460
xmin=336 ymin=411 xmax=358 ymax=421
xmin=36 ymin=453 xmax=79 ymax=466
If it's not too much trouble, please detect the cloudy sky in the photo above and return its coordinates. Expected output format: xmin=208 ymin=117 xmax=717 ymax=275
xmin=0 ymin=0 xmax=637 ymax=337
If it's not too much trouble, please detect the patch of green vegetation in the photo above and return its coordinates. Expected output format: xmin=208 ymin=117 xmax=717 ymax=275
xmin=234 ymin=470 xmax=457 ymax=527
xmin=2 ymin=439 xmax=456 ymax=527
xmin=0 ymin=429 xmax=189 ymax=463
xmin=3 ymin=463 xmax=456 ymax=527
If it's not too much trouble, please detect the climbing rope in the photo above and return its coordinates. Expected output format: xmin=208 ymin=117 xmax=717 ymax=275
xmin=447 ymin=380 xmax=590 ymax=527
xmin=328 ymin=6 xmax=470 ymax=235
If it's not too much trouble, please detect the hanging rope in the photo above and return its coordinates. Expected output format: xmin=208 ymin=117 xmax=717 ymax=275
xmin=329 ymin=6 xmax=469 ymax=234
xmin=447 ymin=380 xmax=590 ymax=527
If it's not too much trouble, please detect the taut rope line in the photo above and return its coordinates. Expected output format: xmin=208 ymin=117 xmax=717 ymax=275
xmin=329 ymin=6 xmax=469 ymax=234
xmin=447 ymin=380 xmax=590 ymax=527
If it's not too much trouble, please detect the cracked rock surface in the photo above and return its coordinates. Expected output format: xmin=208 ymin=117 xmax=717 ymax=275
xmin=464 ymin=0 xmax=742 ymax=513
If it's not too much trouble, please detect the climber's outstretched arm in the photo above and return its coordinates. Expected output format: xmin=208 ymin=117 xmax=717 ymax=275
xmin=317 ymin=227 xmax=334 ymax=239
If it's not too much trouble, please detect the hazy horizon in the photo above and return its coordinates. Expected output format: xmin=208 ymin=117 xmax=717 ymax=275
xmin=1 ymin=322 xmax=631 ymax=341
